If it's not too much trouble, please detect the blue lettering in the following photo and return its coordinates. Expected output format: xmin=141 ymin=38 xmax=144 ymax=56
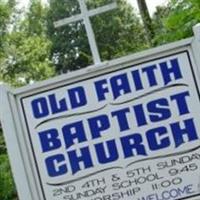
xmin=32 ymin=97 xmax=49 ymax=118
xmin=142 ymin=65 xmax=158 ymax=87
xmin=68 ymin=147 xmax=93 ymax=174
xmin=171 ymin=118 xmax=199 ymax=147
xmin=45 ymin=154 xmax=67 ymax=177
xmin=147 ymin=127 xmax=170 ymax=150
xmin=68 ymin=86 xmax=87 ymax=109
xmin=171 ymin=91 xmax=190 ymax=115
xmin=133 ymin=104 xmax=148 ymax=127
xmin=147 ymin=98 xmax=171 ymax=122
xmin=160 ymin=58 xmax=183 ymax=85
xmin=131 ymin=70 xmax=144 ymax=91
xmin=48 ymin=94 xmax=68 ymax=114
xmin=110 ymin=73 xmax=131 ymax=100
xmin=62 ymin=121 xmax=87 ymax=149
xmin=39 ymin=129 xmax=61 ymax=152
xmin=121 ymin=134 xmax=147 ymax=157
xmin=94 ymin=79 xmax=109 ymax=101
xmin=95 ymin=140 xmax=119 ymax=164
xmin=88 ymin=115 xmax=110 ymax=139
xmin=111 ymin=108 xmax=130 ymax=131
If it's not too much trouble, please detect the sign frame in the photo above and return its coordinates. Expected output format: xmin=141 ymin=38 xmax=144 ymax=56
xmin=1 ymin=24 xmax=200 ymax=200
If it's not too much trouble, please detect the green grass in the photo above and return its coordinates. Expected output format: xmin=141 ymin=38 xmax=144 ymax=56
xmin=0 ymin=154 xmax=18 ymax=200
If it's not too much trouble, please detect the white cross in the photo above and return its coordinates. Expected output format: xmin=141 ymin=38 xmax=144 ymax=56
xmin=54 ymin=0 xmax=117 ymax=66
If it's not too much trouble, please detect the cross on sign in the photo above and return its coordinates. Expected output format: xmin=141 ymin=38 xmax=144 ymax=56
xmin=54 ymin=0 xmax=117 ymax=66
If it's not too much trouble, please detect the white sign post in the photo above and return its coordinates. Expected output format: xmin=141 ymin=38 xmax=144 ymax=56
xmin=1 ymin=24 xmax=200 ymax=200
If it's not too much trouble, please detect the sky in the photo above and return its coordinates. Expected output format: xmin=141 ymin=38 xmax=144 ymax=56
xmin=127 ymin=0 xmax=168 ymax=15
xmin=17 ymin=0 xmax=168 ymax=16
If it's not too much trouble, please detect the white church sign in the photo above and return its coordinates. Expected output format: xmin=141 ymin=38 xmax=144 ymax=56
xmin=1 ymin=4 xmax=200 ymax=200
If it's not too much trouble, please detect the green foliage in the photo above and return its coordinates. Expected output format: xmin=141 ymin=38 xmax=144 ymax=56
xmin=2 ymin=33 xmax=54 ymax=86
xmin=0 ymin=128 xmax=17 ymax=200
xmin=0 ymin=0 xmax=15 ymax=76
xmin=91 ymin=0 xmax=148 ymax=60
xmin=0 ymin=0 xmax=54 ymax=87
xmin=152 ymin=5 xmax=171 ymax=45
xmin=153 ymin=0 xmax=200 ymax=45
xmin=0 ymin=132 xmax=6 ymax=154
xmin=0 ymin=154 xmax=17 ymax=200
xmin=136 ymin=0 xmax=154 ymax=45
xmin=0 ymin=0 xmax=15 ymax=48
xmin=0 ymin=1 xmax=54 ymax=199
xmin=47 ymin=0 xmax=89 ymax=72
xmin=166 ymin=0 xmax=200 ymax=39
xmin=47 ymin=0 xmax=148 ymax=73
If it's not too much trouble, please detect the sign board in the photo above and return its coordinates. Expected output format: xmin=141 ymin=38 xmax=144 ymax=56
xmin=1 ymin=24 xmax=200 ymax=200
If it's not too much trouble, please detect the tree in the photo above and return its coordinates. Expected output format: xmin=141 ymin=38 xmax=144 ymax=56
xmin=0 ymin=154 xmax=17 ymax=200
xmin=0 ymin=0 xmax=54 ymax=86
xmin=0 ymin=0 xmax=15 ymax=50
xmin=151 ymin=4 xmax=171 ymax=45
xmin=26 ymin=0 xmax=47 ymax=35
xmin=0 ymin=1 xmax=18 ymax=198
xmin=137 ymin=0 xmax=154 ymax=45
xmin=2 ymin=32 xmax=54 ymax=86
xmin=0 ymin=0 xmax=15 ymax=81
xmin=0 ymin=1 xmax=54 ymax=199
xmin=165 ymin=0 xmax=200 ymax=41
xmin=152 ymin=0 xmax=200 ymax=45
xmin=47 ymin=0 xmax=148 ymax=73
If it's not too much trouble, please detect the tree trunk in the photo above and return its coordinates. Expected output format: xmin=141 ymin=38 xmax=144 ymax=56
xmin=137 ymin=0 xmax=154 ymax=45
